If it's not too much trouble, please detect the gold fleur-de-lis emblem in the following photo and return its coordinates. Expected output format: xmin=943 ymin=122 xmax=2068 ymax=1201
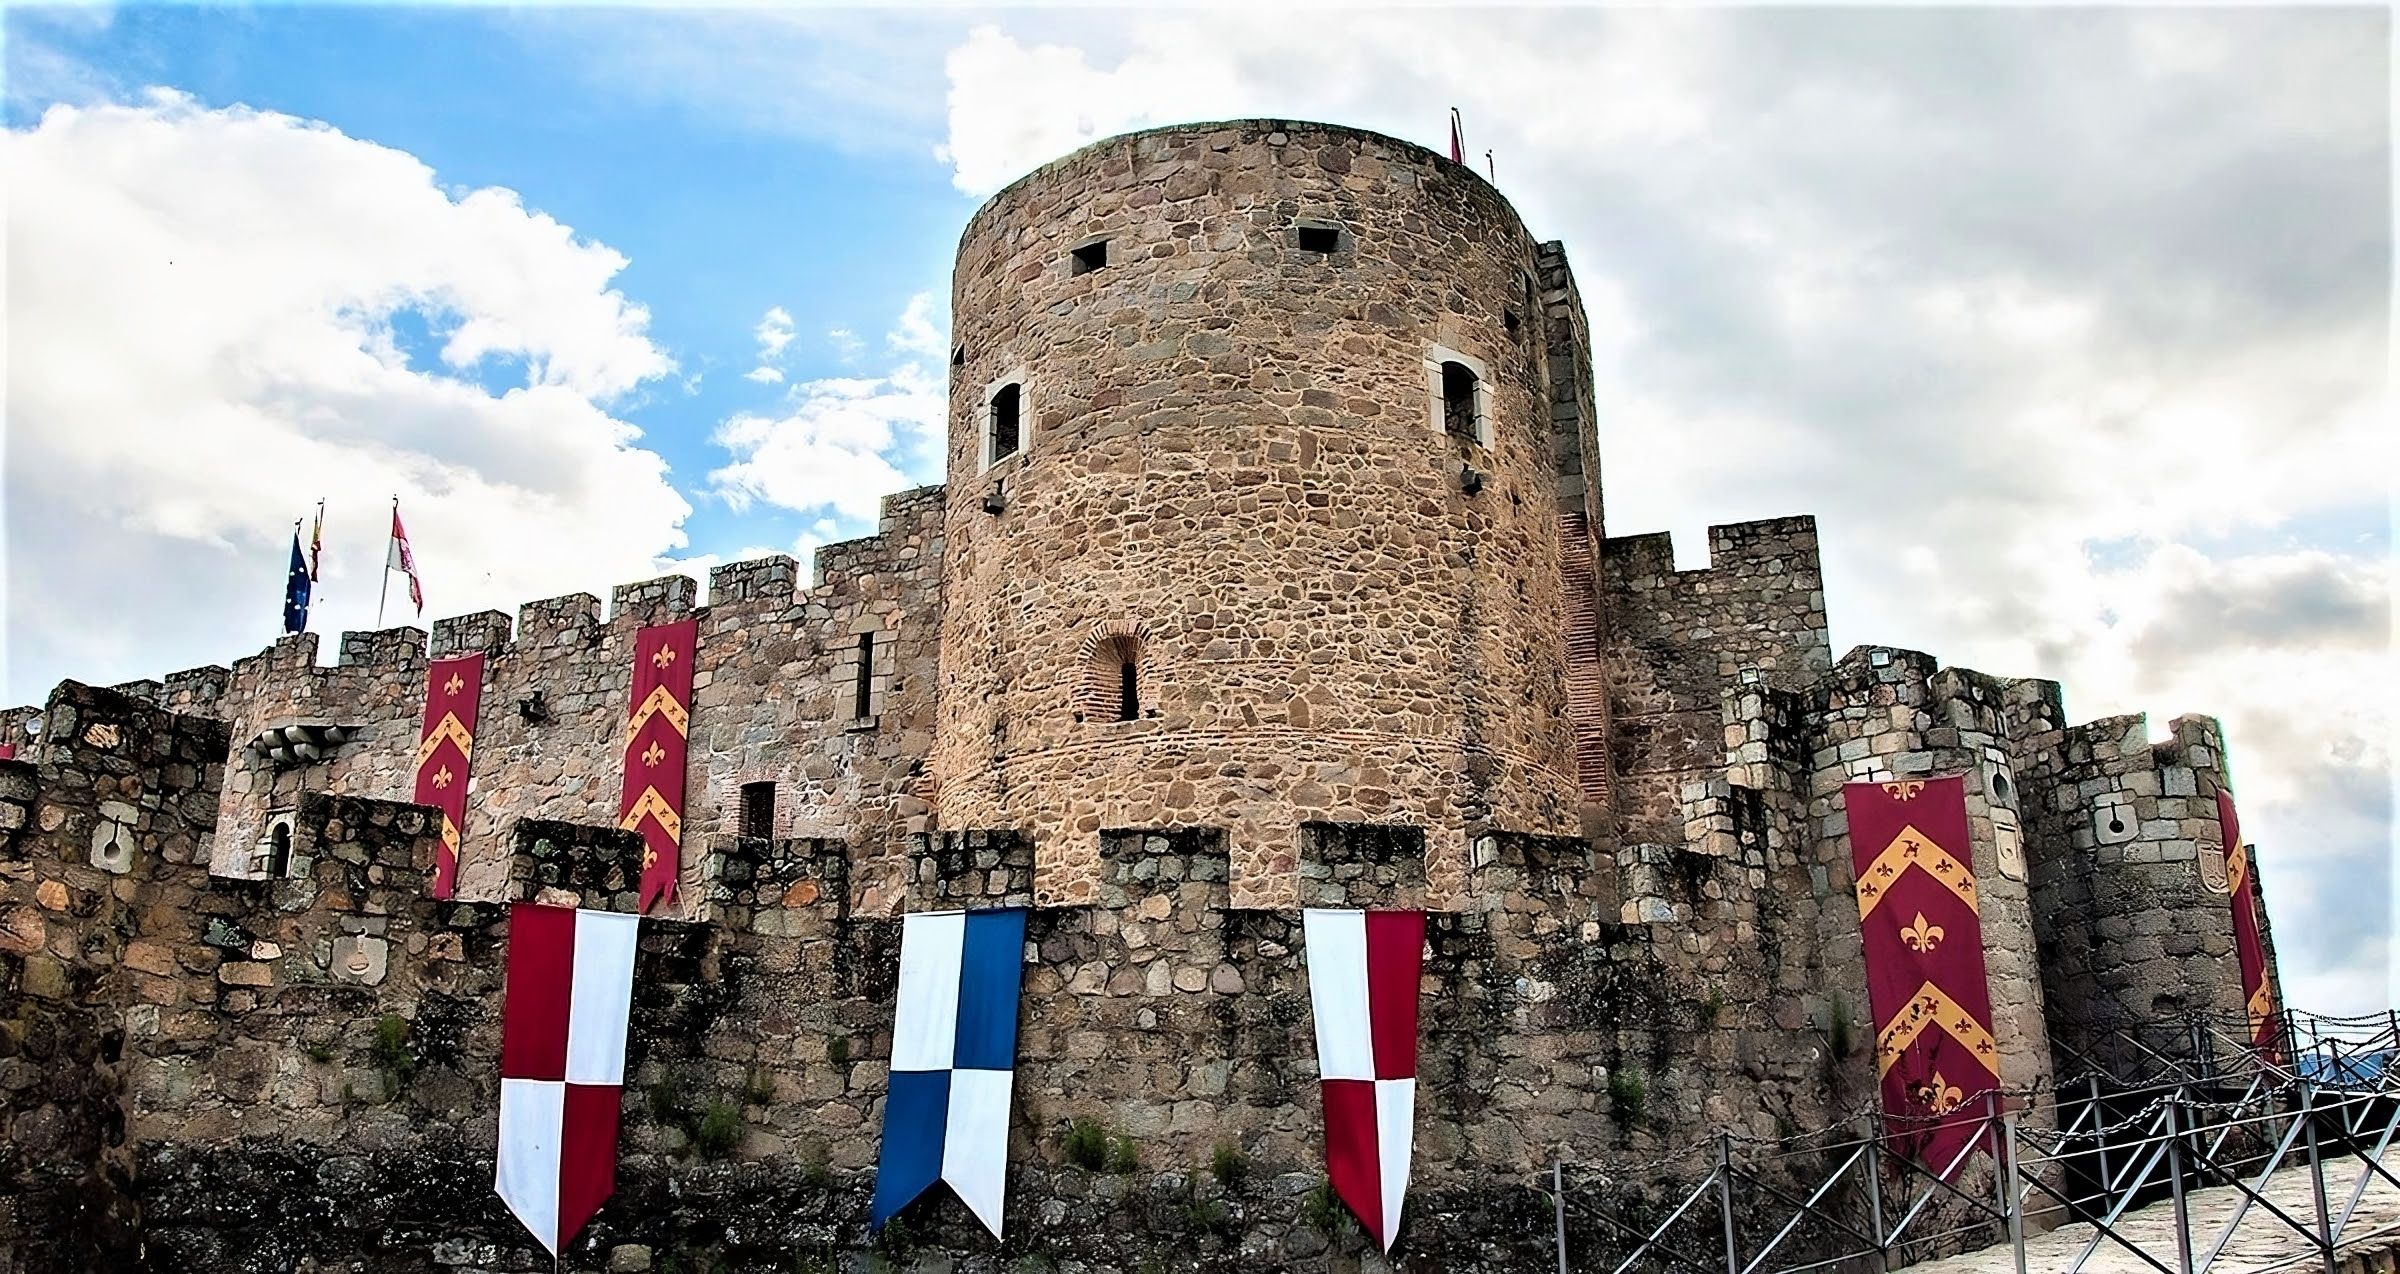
xmin=652 ymin=646 xmax=677 ymax=669
xmin=642 ymin=741 xmax=665 ymax=767
xmin=444 ymin=673 xmax=465 ymax=696
xmin=431 ymin=765 xmax=454 ymax=790
xmin=1901 ymin=912 xmax=1944 ymax=952
xmin=1884 ymin=780 xmax=1925 ymax=801
xmin=1916 ymin=1072 xmax=1964 ymax=1113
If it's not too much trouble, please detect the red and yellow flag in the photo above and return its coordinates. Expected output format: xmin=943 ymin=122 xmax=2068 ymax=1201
xmin=620 ymin=620 xmax=695 ymax=913
xmin=2217 ymin=791 xmax=2282 ymax=1061
xmin=1848 ymin=775 xmax=2000 ymax=1174
xmin=414 ymin=653 xmax=484 ymax=898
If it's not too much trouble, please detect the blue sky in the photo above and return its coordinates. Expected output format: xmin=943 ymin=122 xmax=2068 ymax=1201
xmin=10 ymin=4 xmax=972 ymax=562
xmin=5 ymin=7 xmax=2389 ymax=1015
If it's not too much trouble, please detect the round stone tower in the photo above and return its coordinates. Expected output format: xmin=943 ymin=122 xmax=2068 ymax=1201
xmin=931 ymin=120 xmax=1589 ymax=908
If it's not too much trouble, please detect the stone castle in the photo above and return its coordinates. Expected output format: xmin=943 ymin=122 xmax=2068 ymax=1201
xmin=0 ymin=120 xmax=2278 ymax=1273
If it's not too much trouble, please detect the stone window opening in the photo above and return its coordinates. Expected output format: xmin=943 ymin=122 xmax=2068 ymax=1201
xmin=853 ymin=633 xmax=876 ymax=719
xmin=843 ymin=625 xmax=890 ymax=725
xmin=982 ymin=378 xmax=1029 ymax=471
xmin=1116 ymin=656 xmax=1139 ymax=721
xmin=950 ymin=344 xmax=965 ymax=368
xmin=1297 ymin=223 xmax=1341 ymax=254
xmin=1074 ymin=618 xmax=1152 ymax=724
xmin=1424 ymin=344 xmax=1492 ymax=446
xmin=1070 ymin=239 xmax=1109 ymax=275
xmin=1442 ymin=362 xmax=1479 ymax=437
xmin=266 ymin=819 xmax=293 ymax=878
xmin=739 ymin=781 xmax=776 ymax=840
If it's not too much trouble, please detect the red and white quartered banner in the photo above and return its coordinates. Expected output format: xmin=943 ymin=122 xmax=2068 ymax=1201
xmin=2217 ymin=791 xmax=2282 ymax=1061
xmin=619 ymin=620 xmax=695 ymax=914
xmin=1304 ymin=907 xmax=1423 ymax=1254
xmin=413 ymin=653 xmax=483 ymax=899
xmin=1848 ymin=776 xmax=2001 ymax=1176
xmin=496 ymin=903 xmax=638 ymax=1255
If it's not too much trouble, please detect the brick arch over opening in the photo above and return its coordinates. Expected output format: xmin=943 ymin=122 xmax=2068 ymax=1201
xmin=1074 ymin=618 xmax=1152 ymax=721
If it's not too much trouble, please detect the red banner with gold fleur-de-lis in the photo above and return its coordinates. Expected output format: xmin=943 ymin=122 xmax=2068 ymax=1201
xmin=414 ymin=653 xmax=485 ymax=899
xmin=2217 ymin=791 xmax=2283 ymax=1062
xmin=1847 ymin=775 xmax=2000 ymax=1175
xmin=620 ymin=620 xmax=695 ymax=913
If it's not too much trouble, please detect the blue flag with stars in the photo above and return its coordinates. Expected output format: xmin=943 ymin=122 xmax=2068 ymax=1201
xmin=282 ymin=531 xmax=312 ymax=634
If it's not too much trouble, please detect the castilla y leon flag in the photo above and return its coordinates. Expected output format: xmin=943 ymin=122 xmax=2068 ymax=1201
xmin=413 ymin=654 xmax=483 ymax=899
xmin=619 ymin=620 xmax=695 ymax=913
xmin=494 ymin=902 xmax=638 ymax=1256
xmin=1305 ymin=907 xmax=1424 ymax=1254
xmin=2217 ymin=791 xmax=2282 ymax=1060
xmin=1847 ymin=776 xmax=2000 ymax=1175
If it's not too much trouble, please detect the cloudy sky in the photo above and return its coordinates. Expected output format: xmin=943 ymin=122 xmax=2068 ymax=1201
xmin=5 ymin=7 xmax=2389 ymax=1015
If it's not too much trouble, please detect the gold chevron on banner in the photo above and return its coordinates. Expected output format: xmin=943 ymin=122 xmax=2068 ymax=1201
xmin=2248 ymin=983 xmax=2275 ymax=1022
xmin=620 ymin=786 xmax=684 ymax=844
xmin=1876 ymin=981 xmax=2000 ymax=1078
xmin=440 ymin=813 xmax=460 ymax=853
xmin=414 ymin=712 xmax=475 ymax=769
xmin=1855 ymin=823 xmax=1978 ymax=919
xmin=625 ymin=684 xmax=690 ymax=745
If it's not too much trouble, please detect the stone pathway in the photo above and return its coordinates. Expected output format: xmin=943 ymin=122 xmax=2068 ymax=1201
xmin=1907 ymin=1155 xmax=2400 ymax=1273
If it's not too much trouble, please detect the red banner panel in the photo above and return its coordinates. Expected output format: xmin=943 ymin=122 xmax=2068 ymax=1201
xmin=2218 ymin=791 xmax=2282 ymax=1061
xmin=1848 ymin=775 xmax=2000 ymax=1174
xmin=620 ymin=620 xmax=695 ymax=913
xmin=414 ymin=653 xmax=484 ymax=899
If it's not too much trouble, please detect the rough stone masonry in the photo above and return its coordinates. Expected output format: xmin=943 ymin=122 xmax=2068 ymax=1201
xmin=0 ymin=119 xmax=2280 ymax=1273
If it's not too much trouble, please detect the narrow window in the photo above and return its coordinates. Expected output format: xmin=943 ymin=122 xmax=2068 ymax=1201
xmin=1071 ymin=240 xmax=1109 ymax=275
xmin=853 ymin=633 xmax=876 ymax=720
xmin=951 ymin=344 xmax=966 ymax=368
xmin=1117 ymin=658 xmax=1139 ymax=721
xmin=1298 ymin=225 xmax=1339 ymax=254
xmin=739 ymin=781 xmax=776 ymax=840
xmin=267 ymin=821 xmax=292 ymax=878
xmin=1441 ymin=361 xmax=1479 ymax=439
xmin=989 ymin=384 xmax=1021 ymax=463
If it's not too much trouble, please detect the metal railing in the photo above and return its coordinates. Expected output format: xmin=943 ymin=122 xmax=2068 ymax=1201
xmin=1547 ymin=1010 xmax=2400 ymax=1274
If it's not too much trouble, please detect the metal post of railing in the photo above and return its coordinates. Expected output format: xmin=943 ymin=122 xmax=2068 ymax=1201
xmin=1716 ymin=1133 xmax=1739 ymax=1274
xmin=2002 ymin=1107 xmax=2028 ymax=1274
xmin=1554 ymin=1159 xmax=1569 ymax=1274
xmin=2091 ymin=1072 xmax=2110 ymax=1216
xmin=2303 ymin=1083 xmax=2335 ymax=1274
xmin=1865 ymin=1127 xmax=1890 ymax=1274
xmin=2166 ymin=1098 xmax=2195 ymax=1274
xmin=1989 ymin=1090 xmax=2009 ymax=1221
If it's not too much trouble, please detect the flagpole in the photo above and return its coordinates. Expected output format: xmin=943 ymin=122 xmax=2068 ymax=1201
xmin=376 ymin=495 xmax=395 ymax=629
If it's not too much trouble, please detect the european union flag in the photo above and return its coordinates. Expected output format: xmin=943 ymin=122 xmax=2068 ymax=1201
xmin=282 ymin=531 xmax=312 ymax=634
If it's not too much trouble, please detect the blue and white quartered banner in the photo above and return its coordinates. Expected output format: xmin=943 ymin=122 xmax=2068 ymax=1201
xmin=870 ymin=907 xmax=1027 ymax=1239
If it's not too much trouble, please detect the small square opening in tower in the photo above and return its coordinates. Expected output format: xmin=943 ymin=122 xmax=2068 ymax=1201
xmin=739 ymin=781 xmax=776 ymax=839
xmin=1441 ymin=361 xmax=1480 ymax=439
xmin=1298 ymin=225 xmax=1340 ymax=254
xmin=1071 ymin=240 xmax=1109 ymax=275
xmin=989 ymin=383 xmax=1021 ymax=463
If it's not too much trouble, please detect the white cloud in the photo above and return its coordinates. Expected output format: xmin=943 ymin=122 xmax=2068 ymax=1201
xmin=6 ymin=92 xmax=691 ymax=700
xmin=744 ymin=305 xmax=796 ymax=383
xmin=708 ymin=293 xmax=947 ymax=522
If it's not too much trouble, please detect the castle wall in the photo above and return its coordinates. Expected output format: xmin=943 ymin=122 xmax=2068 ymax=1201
xmin=1 ymin=688 xmax=1860 ymax=1273
xmin=1600 ymin=516 xmax=1832 ymax=845
xmin=1797 ymin=649 xmax=2058 ymax=1102
xmin=929 ymin=120 xmax=1587 ymax=910
xmin=162 ymin=487 xmax=943 ymax=920
xmin=2021 ymin=711 xmax=2255 ymax=1063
